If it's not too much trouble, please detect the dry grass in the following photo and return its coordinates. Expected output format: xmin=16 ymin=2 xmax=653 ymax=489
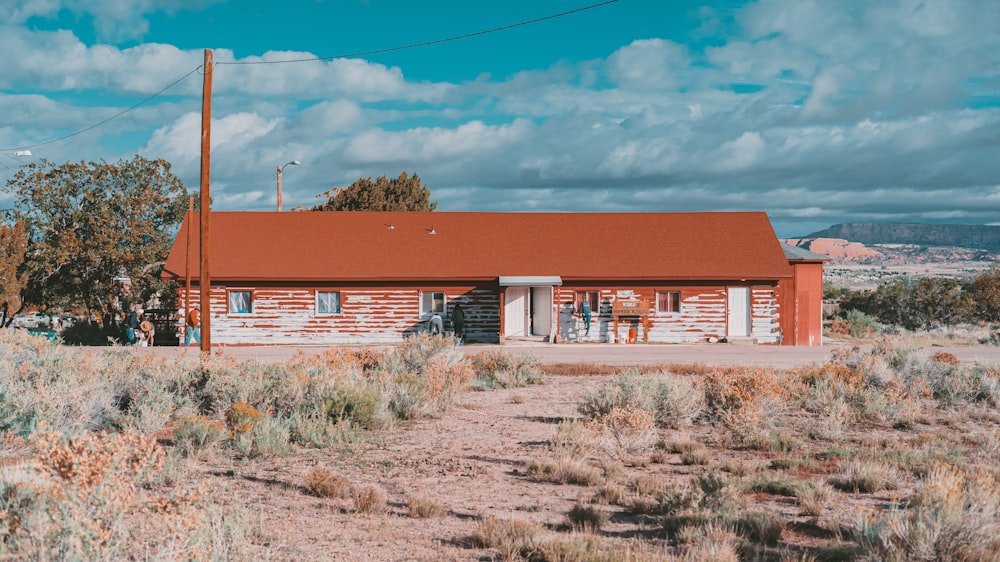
xmin=526 ymin=455 xmax=602 ymax=486
xmin=351 ymin=484 xmax=387 ymax=514
xmin=407 ymin=494 xmax=446 ymax=518
xmin=303 ymin=466 xmax=350 ymax=499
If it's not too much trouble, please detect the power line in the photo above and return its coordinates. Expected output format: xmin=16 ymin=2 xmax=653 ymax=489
xmin=0 ymin=66 xmax=203 ymax=153
xmin=216 ymin=0 xmax=620 ymax=66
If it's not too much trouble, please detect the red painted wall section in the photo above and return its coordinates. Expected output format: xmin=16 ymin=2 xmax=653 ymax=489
xmin=555 ymin=284 xmax=781 ymax=344
xmin=794 ymin=263 xmax=825 ymax=346
xmin=178 ymin=284 xmax=500 ymax=345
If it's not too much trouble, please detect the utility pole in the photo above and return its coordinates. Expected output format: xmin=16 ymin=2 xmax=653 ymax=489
xmin=184 ymin=195 xmax=192 ymax=346
xmin=199 ymin=49 xmax=213 ymax=352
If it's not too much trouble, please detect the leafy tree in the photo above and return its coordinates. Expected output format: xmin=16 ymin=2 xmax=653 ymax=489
xmin=2 ymin=157 xmax=188 ymax=320
xmin=0 ymin=221 xmax=28 ymax=328
xmin=839 ymin=277 xmax=971 ymax=330
xmin=965 ymin=266 xmax=1000 ymax=323
xmin=311 ymin=171 xmax=437 ymax=211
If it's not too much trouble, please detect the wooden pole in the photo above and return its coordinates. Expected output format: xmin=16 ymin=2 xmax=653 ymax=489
xmin=199 ymin=49 xmax=213 ymax=352
xmin=184 ymin=195 xmax=192 ymax=346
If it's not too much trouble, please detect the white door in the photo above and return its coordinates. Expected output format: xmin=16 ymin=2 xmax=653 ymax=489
xmin=531 ymin=287 xmax=552 ymax=337
xmin=505 ymin=287 xmax=528 ymax=337
xmin=727 ymin=287 xmax=750 ymax=337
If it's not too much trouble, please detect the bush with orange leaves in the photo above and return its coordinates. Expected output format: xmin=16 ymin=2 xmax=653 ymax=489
xmin=702 ymin=367 xmax=792 ymax=443
xmin=0 ymin=425 xmax=227 ymax=560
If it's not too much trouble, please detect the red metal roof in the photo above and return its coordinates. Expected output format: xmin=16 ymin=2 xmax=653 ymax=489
xmin=162 ymin=211 xmax=793 ymax=282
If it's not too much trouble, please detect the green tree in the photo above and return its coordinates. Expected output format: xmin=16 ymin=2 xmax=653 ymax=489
xmin=3 ymin=156 xmax=188 ymax=319
xmin=0 ymin=220 xmax=29 ymax=328
xmin=311 ymin=171 xmax=437 ymax=211
xmin=965 ymin=266 xmax=1000 ymax=323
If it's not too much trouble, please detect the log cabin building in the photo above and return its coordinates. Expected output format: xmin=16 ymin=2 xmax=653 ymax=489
xmin=162 ymin=211 xmax=827 ymax=346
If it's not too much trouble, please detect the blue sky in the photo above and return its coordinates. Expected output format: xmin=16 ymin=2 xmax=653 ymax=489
xmin=2 ymin=0 xmax=999 ymax=236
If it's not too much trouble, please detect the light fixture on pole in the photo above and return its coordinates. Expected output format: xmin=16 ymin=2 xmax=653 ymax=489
xmin=276 ymin=160 xmax=300 ymax=212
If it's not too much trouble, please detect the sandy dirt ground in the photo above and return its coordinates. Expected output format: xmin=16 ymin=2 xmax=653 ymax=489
xmin=195 ymin=375 xmax=609 ymax=561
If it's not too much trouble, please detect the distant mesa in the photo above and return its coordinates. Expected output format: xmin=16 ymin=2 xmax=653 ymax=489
xmin=784 ymin=222 xmax=1000 ymax=265
xmin=783 ymin=238 xmax=884 ymax=263
xmin=802 ymin=223 xmax=1000 ymax=253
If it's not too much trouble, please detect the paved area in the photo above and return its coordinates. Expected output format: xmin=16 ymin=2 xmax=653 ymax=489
xmin=145 ymin=342 xmax=1000 ymax=369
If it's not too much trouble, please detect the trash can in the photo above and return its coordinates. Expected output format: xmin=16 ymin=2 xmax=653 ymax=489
xmin=627 ymin=327 xmax=637 ymax=344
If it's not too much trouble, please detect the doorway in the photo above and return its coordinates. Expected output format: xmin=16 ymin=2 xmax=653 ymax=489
xmin=504 ymin=286 xmax=554 ymax=338
xmin=727 ymin=287 xmax=750 ymax=338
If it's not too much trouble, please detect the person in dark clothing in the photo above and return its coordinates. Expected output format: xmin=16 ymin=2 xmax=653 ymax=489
xmin=451 ymin=303 xmax=466 ymax=343
xmin=124 ymin=308 xmax=141 ymax=344
xmin=578 ymin=298 xmax=592 ymax=336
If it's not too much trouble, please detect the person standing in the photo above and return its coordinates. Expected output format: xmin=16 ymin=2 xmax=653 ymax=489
xmin=184 ymin=308 xmax=201 ymax=347
xmin=451 ymin=303 xmax=466 ymax=343
xmin=578 ymin=297 xmax=592 ymax=337
xmin=124 ymin=307 xmax=141 ymax=345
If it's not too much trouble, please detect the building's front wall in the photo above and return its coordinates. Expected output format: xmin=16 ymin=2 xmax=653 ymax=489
xmin=777 ymin=262 xmax=825 ymax=346
xmin=555 ymin=283 xmax=781 ymax=344
xmin=178 ymin=282 xmax=500 ymax=345
xmin=176 ymin=280 xmax=786 ymax=345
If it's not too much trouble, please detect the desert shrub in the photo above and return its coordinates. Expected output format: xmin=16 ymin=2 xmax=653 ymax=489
xmin=567 ymin=503 xmax=606 ymax=532
xmin=321 ymin=383 xmax=385 ymax=428
xmin=470 ymin=350 xmax=546 ymax=389
xmin=592 ymin=407 xmax=658 ymax=457
xmin=407 ymin=495 xmax=446 ymax=518
xmin=843 ymin=309 xmax=882 ymax=337
xmin=578 ymin=370 xmax=653 ymax=419
xmin=550 ymin=420 xmax=593 ymax=459
xmin=795 ymin=482 xmax=834 ymax=518
xmin=526 ymin=455 xmax=602 ymax=486
xmin=0 ymin=427 xmax=226 ymax=560
xmin=702 ymin=367 xmax=791 ymax=444
xmin=224 ymin=401 xmax=263 ymax=435
xmin=674 ymin=524 xmax=740 ymax=562
xmin=593 ymin=482 xmax=627 ymax=505
xmin=651 ymin=376 xmax=704 ymax=428
xmin=351 ymin=484 xmax=387 ymax=515
xmin=288 ymin=412 xmax=359 ymax=447
xmin=856 ymin=463 xmax=1000 ymax=561
xmin=172 ymin=415 xmax=226 ymax=456
xmin=830 ymin=461 xmax=903 ymax=493
xmin=733 ymin=510 xmax=785 ymax=545
xmin=473 ymin=518 xmax=544 ymax=561
xmin=579 ymin=370 xmax=703 ymax=431
xmin=383 ymin=339 xmax=474 ymax=419
xmin=387 ymin=332 xmax=458 ymax=375
xmin=229 ymin=414 xmax=292 ymax=459
xmin=304 ymin=466 xmax=350 ymax=499
xmin=749 ymin=475 xmax=804 ymax=497
xmin=681 ymin=448 xmax=710 ymax=466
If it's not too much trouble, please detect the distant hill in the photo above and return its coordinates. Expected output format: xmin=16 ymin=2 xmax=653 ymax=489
xmin=803 ymin=223 xmax=1000 ymax=252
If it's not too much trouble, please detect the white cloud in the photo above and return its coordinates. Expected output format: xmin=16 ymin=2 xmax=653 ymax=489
xmin=142 ymin=112 xmax=278 ymax=165
xmin=342 ymin=119 xmax=533 ymax=165
xmin=606 ymin=39 xmax=691 ymax=90
xmin=5 ymin=0 xmax=1000 ymax=236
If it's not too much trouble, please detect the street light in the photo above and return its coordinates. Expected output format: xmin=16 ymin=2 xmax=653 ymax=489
xmin=276 ymin=160 xmax=300 ymax=212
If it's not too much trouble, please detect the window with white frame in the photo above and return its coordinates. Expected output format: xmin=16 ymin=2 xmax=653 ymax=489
xmin=575 ymin=291 xmax=599 ymax=313
xmin=229 ymin=290 xmax=253 ymax=314
xmin=316 ymin=291 xmax=341 ymax=315
xmin=420 ymin=291 xmax=446 ymax=316
xmin=657 ymin=291 xmax=681 ymax=314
